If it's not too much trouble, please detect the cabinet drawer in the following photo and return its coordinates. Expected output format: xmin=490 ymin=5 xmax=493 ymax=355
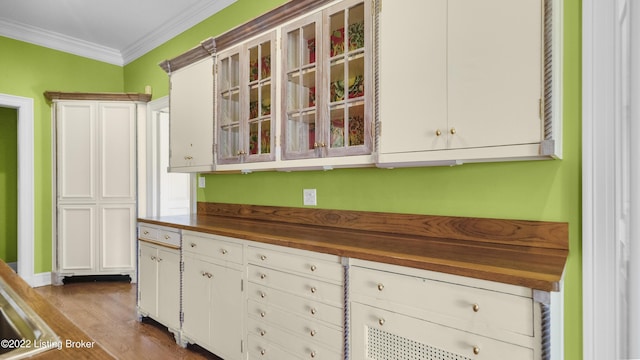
xmin=138 ymin=225 xmax=181 ymax=247
xmin=351 ymin=266 xmax=534 ymax=336
xmin=247 ymin=334 xmax=297 ymax=360
xmin=248 ymin=245 xmax=343 ymax=283
xmin=248 ymin=282 xmax=343 ymax=327
xmin=249 ymin=265 xmax=343 ymax=307
xmin=183 ymin=233 xmax=243 ymax=264
xmin=351 ymin=302 xmax=533 ymax=360
xmin=248 ymin=300 xmax=344 ymax=355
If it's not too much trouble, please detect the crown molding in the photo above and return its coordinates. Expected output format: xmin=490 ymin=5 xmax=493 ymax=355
xmin=121 ymin=0 xmax=237 ymax=65
xmin=0 ymin=17 xmax=123 ymax=65
xmin=0 ymin=0 xmax=237 ymax=66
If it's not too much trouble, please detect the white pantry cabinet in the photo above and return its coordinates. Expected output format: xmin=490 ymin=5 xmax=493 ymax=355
xmin=181 ymin=231 xmax=245 ymax=360
xmin=52 ymin=98 xmax=143 ymax=283
xmin=377 ymin=0 xmax=561 ymax=167
xmin=169 ymin=56 xmax=215 ymax=172
xmin=137 ymin=224 xmax=181 ymax=338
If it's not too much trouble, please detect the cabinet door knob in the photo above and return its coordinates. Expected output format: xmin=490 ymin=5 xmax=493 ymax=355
xmin=260 ymin=349 xmax=266 ymax=355
xmin=190 ymin=243 xmax=196 ymax=248
xmin=310 ymin=308 xmax=317 ymax=315
xmin=310 ymin=329 xmax=316 ymax=337
xmin=473 ymin=346 xmax=480 ymax=355
xmin=310 ymin=286 xmax=317 ymax=294
xmin=377 ymin=283 xmax=384 ymax=291
xmin=472 ymin=303 xmax=480 ymax=312
xmin=260 ymin=291 xmax=266 ymax=298
xmin=157 ymin=257 xmax=163 ymax=262
xmin=260 ymin=311 xmax=266 ymax=318
xmin=260 ymin=273 xmax=267 ymax=279
xmin=150 ymin=256 xmax=157 ymax=261
xmin=143 ymin=231 xmax=149 ymax=235
xmin=310 ymin=265 xmax=317 ymax=272
xmin=184 ymin=156 xmax=193 ymax=160
xmin=310 ymin=350 xmax=317 ymax=358
xmin=260 ymin=330 xmax=266 ymax=336
xmin=378 ymin=318 xmax=385 ymax=326
xmin=450 ymin=127 xmax=456 ymax=135
xmin=221 ymin=249 xmax=228 ymax=255
xmin=435 ymin=129 xmax=442 ymax=136
xmin=260 ymin=255 xmax=267 ymax=261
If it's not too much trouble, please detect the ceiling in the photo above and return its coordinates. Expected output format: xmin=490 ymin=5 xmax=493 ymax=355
xmin=0 ymin=0 xmax=237 ymax=66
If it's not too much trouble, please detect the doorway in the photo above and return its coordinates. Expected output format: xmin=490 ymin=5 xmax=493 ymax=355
xmin=0 ymin=94 xmax=36 ymax=286
xmin=0 ymin=107 xmax=18 ymax=271
xmin=142 ymin=97 xmax=193 ymax=218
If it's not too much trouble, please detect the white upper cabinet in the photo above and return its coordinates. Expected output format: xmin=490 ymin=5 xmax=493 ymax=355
xmin=168 ymin=56 xmax=215 ymax=172
xmin=377 ymin=0 xmax=561 ymax=167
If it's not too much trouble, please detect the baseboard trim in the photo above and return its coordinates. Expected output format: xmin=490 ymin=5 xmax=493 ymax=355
xmin=25 ymin=272 xmax=52 ymax=288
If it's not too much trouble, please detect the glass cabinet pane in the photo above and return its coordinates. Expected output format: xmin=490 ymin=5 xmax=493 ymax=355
xmin=246 ymin=39 xmax=273 ymax=158
xmin=328 ymin=2 xmax=366 ymax=152
xmin=284 ymin=20 xmax=319 ymax=157
xmin=218 ymin=53 xmax=241 ymax=158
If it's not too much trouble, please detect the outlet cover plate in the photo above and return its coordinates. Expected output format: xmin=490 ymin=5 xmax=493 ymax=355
xmin=303 ymin=189 xmax=317 ymax=206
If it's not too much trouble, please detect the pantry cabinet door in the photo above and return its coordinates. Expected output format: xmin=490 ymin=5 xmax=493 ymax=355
xmin=447 ymin=0 xmax=543 ymax=149
xmin=377 ymin=0 xmax=448 ymax=155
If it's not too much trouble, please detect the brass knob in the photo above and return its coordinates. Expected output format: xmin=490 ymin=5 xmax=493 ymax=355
xmin=221 ymin=249 xmax=228 ymax=255
xmin=260 ymin=349 xmax=266 ymax=355
xmin=260 ymin=312 xmax=266 ymax=318
xmin=473 ymin=346 xmax=480 ymax=355
xmin=314 ymin=142 xmax=319 ymax=149
xmin=320 ymin=142 xmax=326 ymax=147
xmin=310 ymin=265 xmax=317 ymax=272
xmin=260 ymin=273 xmax=267 ymax=279
xmin=310 ymin=287 xmax=317 ymax=293
xmin=190 ymin=243 xmax=196 ymax=248
xmin=311 ymin=351 xmax=316 ymax=358
xmin=378 ymin=318 xmax=385 ymax=326
xmin=310 ymin=308 xmax=317 ymax=315
xmin=157 ymin=257 xmax=163 ymax=262
xmin=450 ymin=128 xmax=456 ymax=135
xmin=150 ymin=256 xmax=157 ymax=261
xmin=164 ymin=234 xmax=170 ymax=239
xmin=435 ymin=129 xmax=442 ymax=136
xmin=260 ymin=330 xmax=266 ymax=336
xmin=260 ymin=292 xmax=266 ymax=298
xmin=184 ymin=156 xmax=193 ymax=160
xmin=377 ymin=283 xmax=384 ymax=291
xmin=260 ymin=255 xmax=267 ymax=261
xmin=143 ymin=231 xmax=149 ymax=235
xmin=310 ymin=330 xmax=316 ymax=337
xmin=472 ymin=303 xmax=480 ymax=312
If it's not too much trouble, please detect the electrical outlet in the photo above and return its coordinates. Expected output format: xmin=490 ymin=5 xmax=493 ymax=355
xmin=303 ymin=189 xmax=317 ymax=206
xmin=198 ymin=176 xmax=206 ymax=188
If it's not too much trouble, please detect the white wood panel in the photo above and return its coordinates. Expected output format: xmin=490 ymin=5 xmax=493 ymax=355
xmin=99 ymin=102 xmax=136 ymax=200
xmin=182 ymin=255 xmax=212 ymax=345
xmin=57 ymin=102 xmax=96 ymax=200
xmin=58 ymin=205 xmax=95 ymax=271
xmin=137 ymin=242 xmax=158 ymax=316
xmin=448 ymin=0 xmax=542 ymax=149
xmin=99 ymin=204 xmax=136 ymax=270
xmin=157 ymin=247 xmax=181 ymax=329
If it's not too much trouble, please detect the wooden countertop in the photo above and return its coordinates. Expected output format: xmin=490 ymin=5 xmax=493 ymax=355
xmin=0 ymin=261 xmax=114 ymax=359
xmin=139 ymin=203 xmax=569 ymax=292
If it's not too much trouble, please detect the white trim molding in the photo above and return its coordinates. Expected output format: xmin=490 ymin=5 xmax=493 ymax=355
xmin=0 ymin=93 xmax=38 ymax=287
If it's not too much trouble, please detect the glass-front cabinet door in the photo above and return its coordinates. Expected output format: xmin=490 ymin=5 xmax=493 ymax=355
xmin=217 ymin=31 xmax=276 ymax=165
xmin=282 ymin=0 xmax=372 ymax=161
xmin=282 ymin=14 xmax=322 ymax=160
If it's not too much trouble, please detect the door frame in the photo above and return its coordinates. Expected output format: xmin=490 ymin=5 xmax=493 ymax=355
xmin=0 ymin=94 xmax=38 ymax=286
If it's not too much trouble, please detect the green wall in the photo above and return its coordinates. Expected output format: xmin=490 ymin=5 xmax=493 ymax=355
xmin=0 ymin=107 xmax=18 ymax=263
xmin=0 ymin=36 xmax=126 ymax=272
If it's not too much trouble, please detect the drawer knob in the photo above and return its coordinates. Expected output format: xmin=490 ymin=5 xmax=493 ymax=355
xmin=150 ymin=256 xmax=156 ymax=261
xmin=310 ymin=287 xmax=317 ymax=294
xmin=164 ymin=234 xmax=170 ymax=240
xmin=260 ymin=330 xmax=266 ymax=336
xmin=157 ymin=257 xmax=163 ymax=262
xmin=143 ymin=231 xmax=149 ymax=235
xmin=450 ymin=127 xmax=457 ymax=135
xmin=310 ymin=308 xmax=317 ymax=315
xmin=473 ymin=346 xmax=480 ymax=355
xmin=260 ymin=273 xmax=267 ymax=279
xmin=310 ymin=265 xmax=317 ymax=272
xmin=190 ymin=243 xmax=196 ymax=248
xmin=260 ymin=255 xmax=267 ymax=261
xmin=472 ymin=303 xmax=480 ymax=312
xmin=260 ymin=291 xmax=266 ymax=298
xmin=260 ymin=349 xmax=266 ymax=356
xmin=435 ymin=129 xmax=442 ymax=136
xmin=377 ymin=283 xmax=384 ymax=291
xmin=221 ymin=249 xmax=228 ymax=255
xmin=260 ymin=311 xmax=266 ymax=318
xmin=310 ymin=329 xmax=316 ymax=337
xmin=378 ymin=318 xmax=385 ymax=326
xmin=311 ymin=350 xmax=317 ymax=358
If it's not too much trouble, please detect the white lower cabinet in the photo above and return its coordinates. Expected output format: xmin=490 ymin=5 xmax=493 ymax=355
xmin=247 ymin=244 xmax=345 ymax=359
xmin=349 ymin=260 xmax=545 ymax=360
xmin=181 ymin=231 xmax=245 ymax=360
xmin=137 ymin=225 xmax=182 ymax=338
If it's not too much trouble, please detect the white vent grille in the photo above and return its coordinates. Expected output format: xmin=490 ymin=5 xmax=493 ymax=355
xmin=367 ymin=327 xmax=472 ymax=360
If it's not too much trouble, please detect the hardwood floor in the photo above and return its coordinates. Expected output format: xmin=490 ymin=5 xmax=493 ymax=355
xmin=35 ymin=279 xmax=222 ymax=360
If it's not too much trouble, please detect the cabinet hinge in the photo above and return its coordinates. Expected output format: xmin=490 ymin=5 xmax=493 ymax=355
xmin=240 ymin=340 xmax=244 ymax=353
xmin=539 ymin=98 xmax=544 ymax=120
xmin=240 ymin=279 xmax=244 ymax=292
